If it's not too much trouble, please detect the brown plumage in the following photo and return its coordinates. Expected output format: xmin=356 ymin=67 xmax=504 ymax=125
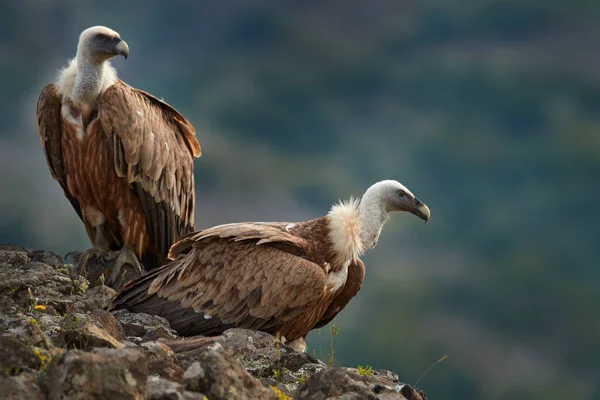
xmin=111 ymin=180 xmax=431 ymax=351
xmin=37 ymin=26 xmax=201 ymax=273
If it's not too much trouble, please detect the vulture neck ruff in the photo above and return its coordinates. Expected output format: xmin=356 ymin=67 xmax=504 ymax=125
xmin=327 ymin=198 xmax=365 ymax=266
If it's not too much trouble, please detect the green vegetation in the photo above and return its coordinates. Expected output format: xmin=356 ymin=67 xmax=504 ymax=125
xmin=357 ymin=365 xmax=373 ymax=377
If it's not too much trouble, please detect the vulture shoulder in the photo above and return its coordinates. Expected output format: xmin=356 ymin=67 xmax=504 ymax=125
xmin=112 ymin=222 xmax=326 ymax=336
xmin=98 ymin=80 xmax=202 ymax=261
xmin=36 ymin=84 xmax=83 ymax=219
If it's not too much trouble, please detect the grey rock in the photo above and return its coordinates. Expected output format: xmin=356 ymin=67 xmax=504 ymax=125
xmin=183 ymin=392 xmax=207 ymax=400
xmin=38 ymin=314 xmax=64 ymax=341
xmin=3 ymin=314 xmax=53 ymax=349
xmin=0 ymin=371 xmax=45 ymax=400
xmin=296 ymin=367 xmax=427 ymax=400
xmin=74 ymin=285 xmax=116 ymax=313
xmin=0 ymin=245 xmax=29 ymax=267
xmin=58 ymin=312 xmax=124 ymax=350
xmin=0 ymin=249 xmax=105 ymax=316
xmin=220 ymin=328 xmax=317 ymax=376
xmin=89 ymin=310 xmax=126 ymax=340
xmin=0 ymin=334 xmax=41 ymax=373
xmin=147 ymin=377 xmax=208 ymax=400
xmin=112 ymin=309 xmax=178 ymax=341
xmin=28 ymin=249 xmax=64 ymax=268
xmin=180 ymin=339 xmax=277 ymax=400
xmin=42 ymin=348 xmax=148 ymax=400
xmin=147 ymin=376 xmax=186 ymax=400
xmin=142 ymin=341 xmax=184 ymax=382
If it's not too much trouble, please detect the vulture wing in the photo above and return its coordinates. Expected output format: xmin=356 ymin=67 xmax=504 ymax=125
xmin=36 ymin=84 xmax=85 ymax=224
xmin=111 ymin=222 xmax=326 ymax=337
xmin=98 ymin=80 xmax=201 ymax=266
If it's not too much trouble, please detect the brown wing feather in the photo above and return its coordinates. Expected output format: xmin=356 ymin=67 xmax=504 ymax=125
xmin=36 ymin=84 xmax=84 ymax=222
xmin=98 ymin=80 xmax=201 ymax=268
xmin=168 ymin=222 xmax=309 ymax=260
xmin=111 ymin=232 xmax=325 ymax=337
xmin=312 ymin=259 xmax=365 ymax=330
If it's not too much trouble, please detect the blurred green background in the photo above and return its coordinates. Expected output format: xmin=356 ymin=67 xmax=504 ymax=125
xmin=1 ymin=1 xmax=599 ymax=398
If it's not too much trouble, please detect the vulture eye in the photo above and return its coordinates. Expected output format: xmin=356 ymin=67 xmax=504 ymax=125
xmin=397 ymin=190 xmax=406 ymax=199
xmin=95 ymin=33 xmax=107 ymax=41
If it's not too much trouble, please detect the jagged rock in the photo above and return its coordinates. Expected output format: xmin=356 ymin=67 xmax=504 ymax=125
xmin=112 ymin=309 xmax=178 ymax=342
xmin=0 ymin=244 xmax=29 ymax=267
xmin=41 ymin=348 xmax=148 ymax=400
xmin=147 ymin=376 xmax=189 ymax=400
xmin=296 ymin=367 xmax=427 ymax=400
xmin=264 ymin=362 xmax=326 ymax=396
xmin=74 ymin=285 xmax=116 ymax=313
xmin=0 ymin=247 xmax=113 ymax=316
xmin=142 ymin=341 xmax=184 ymax=382
xmin=217 ymin=328 xmax=323 ymax=394
xmin=179 ymin=339 xmax=278 ymax=400
xmin=89 ymin=310 xmax=126 ymax=340
xmin=0 ymin=253 xmax=76 ymax=314
xmin=2 ymin=314 xmax=53 ymax=349
xmin=0 ymin=334 xmax=41 ymax=373
xmin=0 ymin=371 xmax=45 ymax=400
xmin=29 ymin=250 xmax=64 ymax=268
xmin=58 ymin=312 xmax=124 ymax=350
xmin=220 ymin=328 xmax=320 ymax=375
xmin=38 ymin=314 xmax=64 ymax=342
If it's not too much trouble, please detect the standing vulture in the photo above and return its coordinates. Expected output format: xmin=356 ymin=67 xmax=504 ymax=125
xmin=111 ymin=180 xmax=431 ymax=352
xmin=37 ymin=26 xmax=201 ymax=278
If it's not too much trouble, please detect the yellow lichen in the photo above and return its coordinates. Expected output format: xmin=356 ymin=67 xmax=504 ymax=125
xmin=269 ymin=385 xmax=292 ymax=400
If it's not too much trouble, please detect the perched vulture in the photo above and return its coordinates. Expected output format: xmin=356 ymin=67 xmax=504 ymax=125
xmin=111 ymin=180 xmax=430 ymax=351
xmin=37 ymin=26 xmax=201 ymax=277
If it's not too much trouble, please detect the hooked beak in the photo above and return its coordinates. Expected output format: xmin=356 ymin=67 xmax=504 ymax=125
xmin=409 ymin=197 xmax=431 ymax=223
xmin=115 ymin=39 xmax=129 ymax=59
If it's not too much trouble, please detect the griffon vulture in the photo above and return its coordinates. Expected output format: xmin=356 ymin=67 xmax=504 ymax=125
xmin=37 ymin=26 xmax=201 ymax=279
xmin=111 ymin=180 xmax=430 ymax=352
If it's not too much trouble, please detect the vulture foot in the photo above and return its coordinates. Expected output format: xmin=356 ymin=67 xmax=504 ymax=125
xmin=69 ymin=244 xmax=110 ymax=278
xmin=107 ymin=247 xmax=145 ymax=285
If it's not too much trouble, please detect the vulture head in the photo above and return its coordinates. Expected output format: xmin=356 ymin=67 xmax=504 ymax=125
xmin=374 ymin=179 xmax=431 ymax=222
xmin=352 ymin=180 xmax=430 ymax=251
xmin=77 ymin=26 xmax=129 ymax=62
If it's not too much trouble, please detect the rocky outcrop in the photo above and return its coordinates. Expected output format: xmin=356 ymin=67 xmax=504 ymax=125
xmin=0 ymin=245 xmax=427 ymax=399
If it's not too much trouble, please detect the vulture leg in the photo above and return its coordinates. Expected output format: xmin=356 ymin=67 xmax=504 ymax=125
xmin=106 ymin=246 xmax=145 ymax=284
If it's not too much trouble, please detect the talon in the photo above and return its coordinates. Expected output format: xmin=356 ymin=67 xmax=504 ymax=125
xmin=72 ymin=245 xmax=109 ymax=277
xmin=108 ymin=247 xmax=145 ymax=285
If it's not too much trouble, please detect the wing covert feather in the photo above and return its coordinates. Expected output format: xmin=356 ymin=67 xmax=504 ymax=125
xmin=169 ymin=222 xmax=309 ymax=260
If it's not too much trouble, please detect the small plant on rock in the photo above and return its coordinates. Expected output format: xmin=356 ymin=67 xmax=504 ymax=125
xmin=357 ymin=365 xmax=373 ymax=377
